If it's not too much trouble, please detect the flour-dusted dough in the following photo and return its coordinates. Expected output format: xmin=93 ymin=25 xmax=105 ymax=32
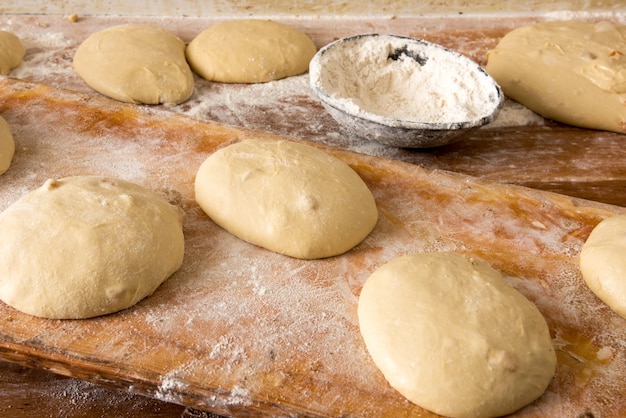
xmin=186 ymin=19 xmax=317 ymax=83
xmin=0 ymin=176 xmax=185 ymax=319
xmin=486 ymin=21 xmax=626 ymax=133
xmin=0 ymin=116 xmax=15 ymax=175
xmin=0 ymin=30 xmax=24 ymax=75
xmin=580 ymin=214 xmax=626 ymax=319
xmin=73 ymin=24 xmax=194 ymax=105
xmin=195 ymin=139 xmax=378 ymax=259
xmin=358 ymin=253 xmax=556 ymax=418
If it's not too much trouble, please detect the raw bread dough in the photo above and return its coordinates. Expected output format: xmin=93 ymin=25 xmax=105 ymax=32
xmin=358 ymin=252 xmax=556 ymax=418
xmin=186 ymin=19 xmax=316 ymax=83
xmin=0 ymin=176 xmax=185 ymax=319
xmin=580 ymin=214 xmax=626 ymax=319
xmin=194 ymin=139 xmax=378 ymax=259
xmin=486 ymin=21 xmax=626 ymax=133
xmin=0 ymin=30 xmax=24 ymax=74
xmin=73 ymin=24 xmax=194 ymax=105
xmin=0 ymin=116 xmax=15 ymax=175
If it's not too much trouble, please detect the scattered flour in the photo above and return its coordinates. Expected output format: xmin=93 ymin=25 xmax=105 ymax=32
xmin=483 ymin=97 xmax=545 ymax=128
xmin=596 ymin=346 xmax=614 ymax=361
xmin=226 ymin=385 xmax=252 ymax=406
xmin=156 ymin=373 xmax=188 ymax=403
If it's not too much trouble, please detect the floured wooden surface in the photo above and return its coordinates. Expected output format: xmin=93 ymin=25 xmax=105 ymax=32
xmin=0 ymin=362 xmax=188 ymax=417
xmin=2 ymin=14 xmax=626 ymax=206
xmin=0 ymin=77 xmax=625 ymax=417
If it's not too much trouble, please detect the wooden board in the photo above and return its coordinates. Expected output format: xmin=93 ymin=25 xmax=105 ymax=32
xmin=4 ymin=14 xmax=626 ymax=210
xmin=0 ymin=77 xmax=625 ymax=417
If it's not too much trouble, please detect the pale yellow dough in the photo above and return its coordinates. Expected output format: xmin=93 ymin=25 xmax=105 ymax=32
xmin=0 ymin=30 xmax=24 ymax=75
xmin=580 ymin=214 xmax=626 ymax=319
xmin=358 ymin=252 xmax=556 ymax=418
xmin=194 ymin=139 xmax=378 ymax=259
xmin=73 ymin=24 xmax=194 ymax=105
xmin=486 ymin=20 xmax=626 ymax=133
xmin=0 ymin=176 xmax=185 ymax=319
xmin=186 ymin=19 xmax=317 ymax=83
xmin=0 ymin=116 xmax=15 ymax=175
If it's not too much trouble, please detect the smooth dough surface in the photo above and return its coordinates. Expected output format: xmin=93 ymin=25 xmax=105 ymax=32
xmin=73 ymin=24 xmax=194 ymax=104
xmin=580 ymin=214 xmax=626 ymax=319
xmin=186 ymin=19 xmax=317 ymax=83
xmin=0 ymin=176 xmax=185 ymax=319
xmin=486 ymin=20 xmax=626 ymax=133
xmin=194 ymin=139 xmax=378 ymax=259
xmin=0 ymin=30 xmax=24 ymax=75
xmin=0 ymin=116 xmax=15 ymax=175
xmin=358 ymin=252 xmax=556 ymax=418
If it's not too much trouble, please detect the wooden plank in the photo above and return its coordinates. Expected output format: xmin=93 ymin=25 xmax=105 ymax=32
xmin=0 ymin=77 xmax=625 ymax=417
xmin=4 ymin=14 xmax=625 ymax=207
xmin=0 ymin=361 xmax=188 ymax=417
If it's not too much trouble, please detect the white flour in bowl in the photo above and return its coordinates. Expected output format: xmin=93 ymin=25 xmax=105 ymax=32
xmin=312 ymin=34 xmax=500 ymax=125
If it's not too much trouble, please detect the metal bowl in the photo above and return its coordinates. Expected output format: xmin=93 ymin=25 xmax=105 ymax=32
xmin=309 ymin=34 xmax=504 ymax=148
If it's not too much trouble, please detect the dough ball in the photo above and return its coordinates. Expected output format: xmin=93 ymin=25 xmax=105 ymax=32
xmin=73 ymin=24 xmax=194 ymax=105
xmin=186 ymin=19 xmax=316 ymax=83
xmin=0 ymin=30 xmax=24 ymax=75
xmin=580 ymin=214 xmax=626 ymax=319
xmin=486 ymin=21 xmax=626 ymax=133
xmin=0 ymin=116 xmax=15 ymax=175
xmin=0 ymin=176 xmax=185 ymax=319
xmin=358 ymin=252 xmax=556 ymax=418
xmin=195 ymin=139 xmax=377 ymax=259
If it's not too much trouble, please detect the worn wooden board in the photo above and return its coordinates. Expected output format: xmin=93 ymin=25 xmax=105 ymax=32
xmin=0 ymin=77 xmax=625 ymax=417
xmin=4 ymin=14 xmax=626 ymax=210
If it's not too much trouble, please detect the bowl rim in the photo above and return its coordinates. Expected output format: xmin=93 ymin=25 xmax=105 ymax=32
xmin=309 ymin=33 xmax=504 ymax=131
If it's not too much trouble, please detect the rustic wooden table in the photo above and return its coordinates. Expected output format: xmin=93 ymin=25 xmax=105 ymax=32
xmin=1 ymin=10 xmax=625 ymax=418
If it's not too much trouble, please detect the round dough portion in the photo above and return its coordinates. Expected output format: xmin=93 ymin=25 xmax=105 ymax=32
xmin=73 ymin=24 xmax=194 ymax=105
xmin=195 ymin=139 xmax=378 ymax=259
xmin=186 ymin=19 xmax=316 ymax=83
xmin=486 ymin=21 xmax=626 ymax=133
xmin=0 ymin=116 xmax=15 ymax=175
xmin=580 ymin=214 xmax=626 ymax=319
xmin=358 ymin=253 xmax=556 ymax=418
xmin=0 ymin=30 xmax=24 ymax=75
xmin=0 ymin=176 xmax=185 ymax=319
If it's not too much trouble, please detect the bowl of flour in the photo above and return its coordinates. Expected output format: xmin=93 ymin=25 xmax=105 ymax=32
xmin=309 ymin=34 xmax=504 ymax=148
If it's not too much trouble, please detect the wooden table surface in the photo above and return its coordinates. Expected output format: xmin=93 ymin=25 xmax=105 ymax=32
xmin=1 ymin=11 xmax=625 ymax=418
